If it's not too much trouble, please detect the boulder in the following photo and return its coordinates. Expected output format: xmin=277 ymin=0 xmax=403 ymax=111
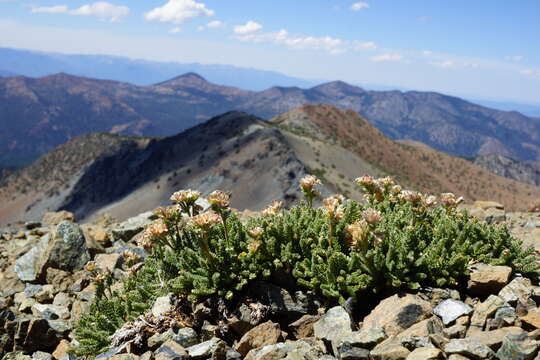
xmin=313 ymin=306 xmax=353 ymax=346
xmin=235 ymin=321 xmax=283 ymax=356
xmin=468 ymin=264 xmax=512 ymax=296
xmin=244 ymin=338 xmax=327 ymax=360
xmin=445 ymin=338 xmax=495 ymax=359
xmin=111 ymin=212 xmax=155 ymax=242
xmin=496 ymin=332 xmax=539 ymax=360
xmin=186 ymin=337 xmax=227 ymax=359
xmin=38 ymin=221 xmax=90 ymax=273
xmin=433 ymin=299 xmax=473 ymax=325
xmin=14 ymin=236 xmax=49 ymax=282
xmin=406 ymin=347 xmax=443 ymax=360
xmin=154 ymin=339 xmax=188 ymax=360
xmin=362 ymin=294 xmax=432 ymax=336
xmin=152 ymin=294 xmax=174 ymax=317
xmin=288 ymin=314 xmax=319 ymax=339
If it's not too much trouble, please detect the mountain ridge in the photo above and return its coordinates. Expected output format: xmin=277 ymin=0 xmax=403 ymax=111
xmin=1 ymin=72 xmax=540 ymax=174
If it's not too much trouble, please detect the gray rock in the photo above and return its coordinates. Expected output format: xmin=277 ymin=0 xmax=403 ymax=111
xmin=406 ymin=347 xmax=443 ymax=360
xmin=313 ymin=306 xmax=352 ymax=342
xmin=31 ymin=304 xmax=70 ymax=321
xmin=244 ymin=338 xmax=327 ymax=360
xmin=445 ymin=338 xmax=495 ymax=359
xmin=337 ymin=343 xmax=370 ymax=360
xmin=31 ymin=352 xmax=52 ymax=360
xmin=499 ymin=277 xmax=534 ymax=305
xmin=24 ymin=284 xmax=43 ymax=298
xmin=433 ymin=299 xmax=473 ymax=325
xmin=111 ymin=212 xmax=155 ymax=242
xmin=41 ymin=221 xmax=90 ymax=272
xmin=148 ymin=329 xmax=175 ymax=350
xmin=172 ymin=327 xmax=199 ymax=348
xmin=186 ymin=337 xmax=227 ymax=359
xmin=95 ymin=345 xmax=127 ymax=360
xmin=338 ymin=327 xmax=387 ymax=350
xmin=468 ymin=264 xmax=512 ymax=296
xmin=155 ymin=339 xmax=189 ymax=360
xmin=14 ymin=236 xmax=49 ymax=282
xmin=225 ymin=349 xmax=242 ymax=360
xmin=496 ymin=332 xmax=539 ymax=360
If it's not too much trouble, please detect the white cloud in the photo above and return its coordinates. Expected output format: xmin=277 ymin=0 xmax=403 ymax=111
xmin=199 ymin=20 xmax=225 ymax=30
xmin=31 ymin=2 xmax=129 ymax=21
xmin=505 ymin=55 xmax=524 ymax=62
xmin=236 ymin=29 xmax=345 ymax=54
xmin=145 ymin=0 xmax=214 ymax=24
xmin=31 ymin=5 xmax=68 ymax=14
xmin=431 ymin=59 xmax=479 ymax=69
xmin=234 ymin=21 xmax=262 ymax=34
xmin=422 ymin=50 xmax=433 ymax=56
xmin=432 ymin=60 xmax=455 ymax=68
xmin=520 ymin=69 xmax=540 ymax=78
xmin=169 ymin=27 xmax=182 ymax=34
xmin=70 ymin=2 xmax=130 ymax=22
xmin=207 ymin=20 xmax=224 ymax=28
xmin=350 ymin=2 xmax=369 ymax=11
xmin=370 ymin=53 xmax=403 ymax=62
xmin=352 ymin=41 xmax=377 ymax=50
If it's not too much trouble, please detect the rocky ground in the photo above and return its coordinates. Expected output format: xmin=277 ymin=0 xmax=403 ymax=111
xmin=0 ymin=201 xmax=539 ymax=360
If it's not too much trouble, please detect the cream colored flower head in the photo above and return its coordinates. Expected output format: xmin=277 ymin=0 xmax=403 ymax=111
xmin=423 ymin=195 xmax=437 ymax=207
xmin=208 ymin=190 xmax=230 ymax=208
xmin=170 ymin=189 xmax=201 ymax=204
xmin=376 ymin=176 xmax=395 ymax=187
xmin=399 ymin=190 xmax=423 ymax=204
xmin=362 ymin=208 xmax=382 ymax=225
xmin=262 ymin=200 xmax=283 ymax=217
xmin=323 ymin=195 xmax=345 ymax=220
xmin=346 ymin=220 xmax=368 ymax=247
xmin=355 ymin=174 xmax=376 ymax=187
xmin=248 ymin=227 xmax=264 ymax=239
xmin=145 ymin=219 xmax=168 ymax=237
xmin=191 ymin=211 xmax=221 ymax=229
xmin=154 ymin=205 xmax=181 ymax=219
xmin=300 ymin=174 xmax=322 ymax=191
xmin=440 ymin=193 xmax=464 ymax=207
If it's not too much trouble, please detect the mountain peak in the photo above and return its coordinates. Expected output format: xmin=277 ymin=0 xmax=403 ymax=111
xmin=311 ymin=80 xmax=365 ymax=95
xmin=156 ymin=72 xmax=209 ymax=87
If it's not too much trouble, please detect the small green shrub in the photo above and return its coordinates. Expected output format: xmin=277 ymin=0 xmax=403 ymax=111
xmin=75 ymin=175 xmax=538 ymax=357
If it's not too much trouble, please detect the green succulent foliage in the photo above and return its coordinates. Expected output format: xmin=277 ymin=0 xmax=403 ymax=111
xmin=167 ymin=214 xmax=264 ymax=301
xmin=73 ymin=258 xmax=164 ymax=358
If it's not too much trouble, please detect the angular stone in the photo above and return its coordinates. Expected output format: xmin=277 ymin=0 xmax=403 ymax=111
xmin=370 ymin=337 xmax=411 ymax=360
xmin=38 ymin=222 xmax=90 ymax=273
xmin=337 ymin=343 xmax=370 ymax=360
xmin=520 ymin=308 xmax=540 ymax=329
xmin=249 ymin=282 xmax=317 ymax=318
xmin=468 ymin=264 xmax=512 ymax=296
xmin=52 ymin=339 xmax=71 ymax=360
xmin=235 ymin=321 xmax=283 ymax=356
xmin=434 ymin=299 xmax=473 ymax=325
xmin=313 ymin=306 xmax=352 ymax=343
xmin=31 ymin=304 xmax=70 ymax=320
xmin=94 ymin=253 xmax=121 ymax=273
xmin=111 ymin=212 xmax=154 ymax=242
xmin=172 ymin=327 xmax=199 ymax=348
xmin=338 ymin=327 xmax=387 ymax=350
xmin=496 ymin=332 xmax=538 ymax=360
xmin=14 ymin=236 xmax=49 ymax=282
xmin=148 ymin=329 xmax=175 ymax=350
xmin=34 ymin=285 xmax=55 ymax=303
xmin=406 ymin=347 xmax=443 ymax=360
xmin=21 ymin=318 xmax=60 ymax=354
xmin=469 ymin=327 xmax=527 ymax=350
xmin=484 ymin=208 xmax=506 ymax=224
xmin=289 ymin=314 xmax=319 ymax=339
xmin=499 ymin=277 xmax=534 ymax=305
xmin=362 ymin=294 xmax=432 ymax=337
xmin=244 ymin=338 xmax=327 ymax=360
xmin=468 ymin=295 xmax=506 ymax=336
xmin=155 ymin=339 xmax=188 ymax=360
xmin=32 ymin=351 xmax=53 ymax=360
xmin=186 ymin=337 xmax=227 ymax=359
xmin=445 ymin=338 xmax=495 ymax=359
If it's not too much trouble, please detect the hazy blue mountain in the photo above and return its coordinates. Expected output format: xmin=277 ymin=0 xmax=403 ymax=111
xmin=473 ymin=99 xmax=540 ymax=117
xmin=0 ymin=47 xmax=316 ymax=90
xmin=0 ymin=70 xmax=16 ymax=77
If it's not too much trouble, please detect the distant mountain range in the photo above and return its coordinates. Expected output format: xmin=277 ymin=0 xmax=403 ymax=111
xmin=2 ymin=104 xmax=539 ymax=225
xmin=0 ymin=70 xmax=16 ymax=77
xmin=473 ymin=154 xmax=540 ymax=187
xmin=1 ymin=72 xmax=540 ymax=172
xmin=0 ymin=47 xmax=316 ymax=90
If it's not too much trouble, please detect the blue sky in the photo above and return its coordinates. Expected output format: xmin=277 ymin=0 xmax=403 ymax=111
xmin=0 ymin=0 xmax=539 ymax=104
